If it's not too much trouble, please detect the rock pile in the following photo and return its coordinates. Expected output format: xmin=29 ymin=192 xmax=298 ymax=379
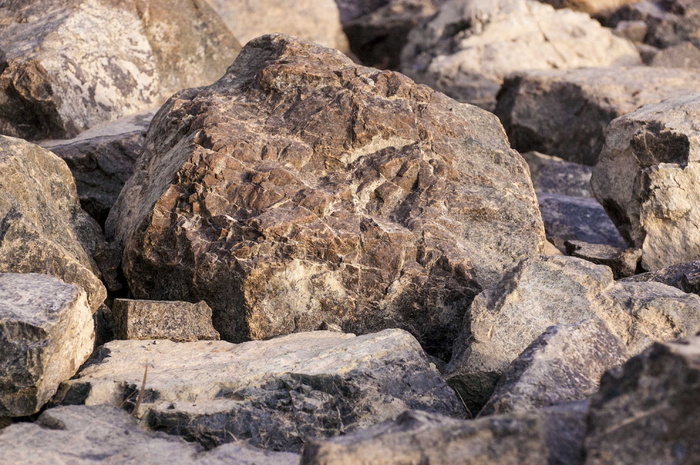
xmin=1 ymin=1 xmax=699 ymax=463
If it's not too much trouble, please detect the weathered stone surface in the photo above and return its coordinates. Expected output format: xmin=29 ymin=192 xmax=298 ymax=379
xmin=649 ymin=41 xmax=700 ymax=67
xmin=336 ymin=0 xmax=392 ymax=22
xmin=0 ymin=136 xmax=106 ymax=310
xmin=112 ymin=298 xmax=220 ymax=342
xmin=41 ymin=111 xmax=154 ymax=226
xmin=301 ymin=403 xmax=588 ymax=465
xmin=0 ymin=405 xmax=299 ymax=465
xmin=400 ymin=0 xmax=640 ymax=111
xmin=480 ymin=319 xmax=626 ymax=416
xmin=204 ymin=0 xmax=348 ymax=51
xmin=623 ymin=261 xmax=700 ymax=295
xmin=612 ymin=19 xmax=649 ymax=42
xmin=565 ymin=240 xmax=642 ymax=279
xmin=0 ymin=0 xmax=240 ymax=140
xmin=584 ymin=335 xmax=700 ymax=465
xmin=495 ymin=67 xmax=700 ymax=165
xmin=591 ymin=93 xmax=700 ymax=270
xmin=106 ymin=34 xmax=545 ymax=359
xmin=537 ymin=192 xmax=628 ymax=252
xmin=0 ymin=273 xmax=93 ymax=417
xmin=523 ymin=151 xmax=594 ymax=198
xmin=538 ymin=0 xmax=642 ymax=15
xmin=449 ymin=255 xmax=700 ymax=409
xmin=57 ymin=329 xmax=466 ymax=451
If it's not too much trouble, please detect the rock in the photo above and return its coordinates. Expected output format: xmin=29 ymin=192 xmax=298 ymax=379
xmin=537 ymin=192 xmax=628 ymax=252
xmin=649 ymin=41 xmax=700 ymax=67
xmin=344 ymin=0 xmax=443 ymax=69
xmin=0 ymin=0 xmax=240 ymax=140
xmin=622 ymin=261 xmax=700 ymax=295
xmin=0 ymin=136 xmax=106 ymax=311
xmin=538 ymin=0 xmax=643 ymax=15
xmin=301 ymin=403 xmax=588 ymax=465
xmin=57 ymin=329 xmax=466 ymax=451
xmin=584 ymin=335 xmax=700 ymax=465
xmin=565 ymin=240 xmax=641 ymax=279
xmin=106 ymin=33 xmax=545 ymax=359
xmin=0 ymin=405 xmax=299 ymax=465
xmin=449 ymin=255 xmax=700 ymax=409
xmin=591 ymin=93 xmax=700 ymax=270
xmin=112 ymin=298 xmax=220 ymax=342
xmin=399 ymin=0 xmax=640 ymax=111
xmin=495 ymin=67 xmax=700 ymax=165
xmin=480 ymin=319 xmax=627 ymax=416
xmin=0 ymin=273 xmax=94 ymax=417
xmin=204 ymin=0 xmax=349 ymax=51
xmin=612 ymin=19 xmax=649 ymax=42
xmin=40 ymin=111 xmax=154 ymax=226
xmin=336 ymin=0 xmax=392 ymax=23
xmin=523 ymin=151 xmax=594 ymax=198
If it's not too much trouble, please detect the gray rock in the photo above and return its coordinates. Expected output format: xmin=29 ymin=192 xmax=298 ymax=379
xmin=449 ymin=255 xmax=700 ymax=409
xmin=612 ymin=19 xmax=649 ymax=42
xmin=537 ymin=0 xmax=643 ymax=15
xmin=300 ymin=403 xmax=588 ymax=465
xmin=537 ymin=192 xmax=628 ymax=252
xmin=0 ymin=136 xmax=106 ymax=311
xmin=523 ymin=151 xmax=594 ymax=198
xmin=649 ymin=41 xmax=700 ymax=67
xmin=584 ymin=335 xmax=700 ymax=465
xmin=57 ymin=329 xmax=466 ymax=451
xmin=565 ymin=240 xmax=641 ymax=279
xmin=495 ymin=67 xmax=700 ymax=165
xmin=480 ymin=319 xmax=627 ymax=416
xmin=0 ymin=0 xmax=240 ymax=140
xmin=40 ymin=111 xmax=154 ymax=226
xmin=112 ymin=299 xmax=220 ymax=342
xmin=622 ymin=260 xmax=700 ymax=295
xmin=0 ymin=273 xmax=93 ymax=417
xmin=0 ymin=405 xmax=299 ymax=465
xmin=106 ymin=33 xmax=545 ymax=360
xmin=336 ymin=0 xmax=392 ymax=23
xmin=400 ymin=0 xmax=640 ymax=111
xmin=591 ymin=93 xmax=700 ymax=270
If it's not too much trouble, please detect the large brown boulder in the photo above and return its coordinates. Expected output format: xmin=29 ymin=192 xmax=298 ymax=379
xmin=107 ymin=34 xmax=545 ymax=359
xmin=0 ymin=0 xmax=240 ymax=140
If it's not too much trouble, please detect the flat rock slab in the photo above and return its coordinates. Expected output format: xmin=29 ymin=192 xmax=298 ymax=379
xmin=592 ymin=93 xmax=700 ymax=270
xmin=584 ymin=335 xmax=700 ymax=465
xmin=565 ymin=240 xmax=641 ymax=279
xmin=112 ymin=299 xmax=220 ymax=342
xmin=107 ymin=33 xmax=545 ymax=360
xmin=0 ymin=405 xmax=299 ymax=465
xmin=495 ymin=67 xmax=700 ymax=165
xmin=0 ymin=273 xmax=93 ymax=417
xmin=622 ymin=261 xmax=700 ymax=296
xmin=523 ymin=151 xmax=594 ymax=198
xmin=57 ymin=329 xmax=466 ymax=451
xmin=400 ymin=0 xmax=640 ymax=110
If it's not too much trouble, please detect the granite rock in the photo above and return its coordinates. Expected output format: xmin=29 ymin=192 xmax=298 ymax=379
xmin=523 ymin=151 xmax=594 ymax=198
xmin=565 ymin=240 xmax=642 ymax=279
xmin=538 ymin=0 xmax=643 ymax=15
xmin=622 ymin=260 xmax=700 ymax=295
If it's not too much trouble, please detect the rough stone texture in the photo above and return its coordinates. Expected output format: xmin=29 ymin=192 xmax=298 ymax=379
xmin=57 ymin=329 xmax=466 ymax=451
xmin=0 ymin=405 xmax=299 ymax=465
xmin=495 ymin=67 xmax=700 ymax=165
xmin=565 ymin=240 xmax=642 ymax=279
xmin=204 ymin=0 xmax=349 ymax=51
xmin=649 ymin=41 xmax=700 ymax=67
xmin=112 ymin=298 xmax=220 ymax=342
xmin=336 ymin=0 xmax=392 ymax=22
xmin=301 ymin=403 xmax=588 ymax=465
xmin=584 ymin=335 xmax=700 ymax=465
xmin=449 ymin=255 xmax=700 ymax=409
xmin=0 ymin=273 xmax=93 ymax=417
xmin=0 ymin=136 xmax=106 ymax=311
xmin=538 ymin=0 xmax=643 ymax=14
xmin=591 ymin=93 xmax=700 ymax=271
xmin=41 ymin=111 xmax=154 ymax=226
xmin=106 ymin=34 xmax=545 ymax=360
xmin=0 ymin=0 xmax=240 ymax=140
xmin=480 ymin=319 xmax=627 ymax=416
xmin=523 ymin=151 xmax=594 ymax=198
xmin=622 ymin=260 xmax=700 ymax=295
xmin=612 ymin=19 xmax=649 ymax=42
xmin=400 ymin=0 xmax=640 ymax=111
xmin=537 ymin=192 xmax=628 ymax=252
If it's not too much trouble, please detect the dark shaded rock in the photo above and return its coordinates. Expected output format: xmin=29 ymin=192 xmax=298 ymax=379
xmin=622 ymin=260 xmax=700 ymax=295
xmin=0 ymin=0 xmax=240 ymax=140
xmin=591 ymin=93 xmax=700 ymax=270
xmin=336 ymin=0 xmax=392 ymax=22
xmin=0 ymin=273 xmax=93 ymax=417
xmin=523 ymin=151 xmax=594 ymax=198
xmin=57 ymin=329 xmax=466 ymax=452
xmin=106 ymin=33 xmax=545 ymax=360
xmin=495 ymin=67 xmax=700 ymax=165
xmin=649 ymin=41 xmax=700 ymax=67
xmin=112 ymin=298 xmax=220 ymax=342
xmin=565 ymin=240 xmax=642 ymax=279
xmin=584 ymin=335 xmax=700 ymax=465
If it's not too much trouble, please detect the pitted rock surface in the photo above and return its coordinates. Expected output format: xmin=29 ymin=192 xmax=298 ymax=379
xmin=107 ymin=34 xmax=545 ymax=359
